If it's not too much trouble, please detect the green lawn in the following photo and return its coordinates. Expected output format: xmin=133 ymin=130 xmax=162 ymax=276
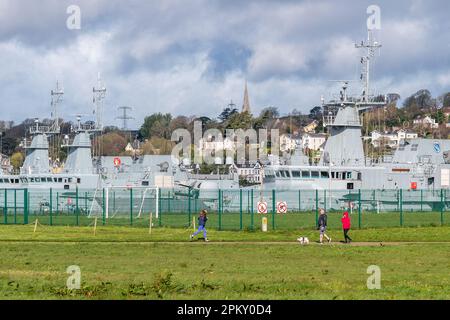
xmin=4 ymin=210 xmax=449 ymax=230
xmin=0 ymin=225 xmax=449 ymax=299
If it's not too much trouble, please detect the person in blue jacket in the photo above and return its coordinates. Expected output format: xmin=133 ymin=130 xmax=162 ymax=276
xmin=190 ymin=209 xmax=209 ymax=242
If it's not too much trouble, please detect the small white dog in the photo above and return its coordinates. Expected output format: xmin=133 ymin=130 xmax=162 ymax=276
xmin=297 ymin=236 xmax=310 ymax=245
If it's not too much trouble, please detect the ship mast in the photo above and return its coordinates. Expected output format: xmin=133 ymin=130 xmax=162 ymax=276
xmin=92 ymin=73 xmax=107 ymax=158
xmin=355 ymin=29 xmax=382 ymax=102
xmin=50 ymin=81 xmax=64 ymax=134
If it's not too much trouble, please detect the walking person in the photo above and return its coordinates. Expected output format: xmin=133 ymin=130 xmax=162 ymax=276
xmin=341 ymin=210 xmax=352 ymax=243
xmin=317 ymin=208 xmax=331 ymax=244
xmin=190 ymin=209 xmax=209 ymax=242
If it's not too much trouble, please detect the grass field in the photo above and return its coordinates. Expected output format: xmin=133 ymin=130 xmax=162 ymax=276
xmin=6 ymin=210 xmax=449 ymax=230
xmin=0 ymin=224 xmax=449 ymax=300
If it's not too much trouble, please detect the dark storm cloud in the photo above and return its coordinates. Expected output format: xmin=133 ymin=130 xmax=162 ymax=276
xmin=0 ymin=0 xmax=449 ymax=127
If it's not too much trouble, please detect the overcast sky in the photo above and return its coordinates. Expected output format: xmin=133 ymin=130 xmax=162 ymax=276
xmin=0 ymin=0 xmax=449 ymax=129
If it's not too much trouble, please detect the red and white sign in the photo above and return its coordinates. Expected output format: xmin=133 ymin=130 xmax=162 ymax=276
xmin=257 ymin=201 xmax=268 ymax=214
xmin=276 ymin=201 xmax=288 ymax=214
xmin=113 ymin=157 xmax=122 ymax=167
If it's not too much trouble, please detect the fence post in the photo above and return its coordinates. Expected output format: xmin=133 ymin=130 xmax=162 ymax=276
xmin=188 ymin=188 xmax=192 ymax=227
xmin=130 ymin=188 xmax=133 ymax=226
xmin=420 ymin=189 xmax=423 ymax=212
xmin=76 ymin=186 xmax=79 ymax=226
xmin=102 ymin=188 xmax=106 ymax=226
xmin=315 ymin=189 xmax=319 ymax=227
xmin=239 ymin=189 xmax=243 ymax=230
xmin=250 ymin=189 xmax=254 ymax=230
xmin=49 ymin=188 xmax=53 ymax=226
xmin=4 ymin=189 xmax=7 ymax=224
xmin=24 ymin=189 xmax=29 ymax=225
xmin=272 ymin=189 xmax=276 ymax=230
xmin=440 ymin=189 xmax=444 ymax=226
xmin=400 ymin=189 xmax=403 ymax=227
xmin=218 ymin=189 xmax=222 ymax=231
xmin=14 ymin=189 xmax=17 ymax=224
xmin=158 ymin=188 xmax=162 ymax=227
xmin=358 ymin=189 xmax=361 ymax=229
xmin=168 ymin=190 xmax=171 ymax=213
xmin=85 ymin=192 xmax=88 ymax=214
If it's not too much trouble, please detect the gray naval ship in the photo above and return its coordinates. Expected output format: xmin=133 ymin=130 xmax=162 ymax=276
xmin=261 ymin=30 xmax=450 ymax=211
xmin=0 ymin=79 xmax=238 ymax=215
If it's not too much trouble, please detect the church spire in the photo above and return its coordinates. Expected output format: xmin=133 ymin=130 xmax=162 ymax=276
xmin=242 ymin=81 xmax=251 ymax=114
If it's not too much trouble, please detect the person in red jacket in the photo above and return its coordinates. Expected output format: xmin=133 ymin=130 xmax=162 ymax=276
xmin=341 ymin=210 xmax=352 ymax=243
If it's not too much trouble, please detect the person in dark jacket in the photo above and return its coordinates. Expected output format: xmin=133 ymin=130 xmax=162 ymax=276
xmin=190 ymin=209 xmax=209 ymax=242
xmin=318 ymin=208 xmax=331 ymax=244
xmin=341 ymin=210 xmax=352 ymax=243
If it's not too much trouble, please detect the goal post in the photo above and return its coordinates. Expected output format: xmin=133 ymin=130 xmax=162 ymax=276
xmin=101 ymin=186 xmax=159 ymax=223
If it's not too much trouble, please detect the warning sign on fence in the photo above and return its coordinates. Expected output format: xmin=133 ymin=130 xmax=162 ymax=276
xmin=257 ymin=201 xmax=268 ymax=214
xmin=276 ymin=201 xmax=288 ymax=213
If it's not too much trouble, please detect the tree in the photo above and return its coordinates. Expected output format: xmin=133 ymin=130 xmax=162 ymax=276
xmin=10 ymin=152 xmax=24 ymax=171
xmin=226 ymin=111 xmax=253 ymax=130
xmin=140 ymin=113 xmax=172 ymax=139
xmin=308 ymin=106 xmax=322 ymax=120
xmin=218 ymin=106 xmax=238 ymax=123
xmin=435 ymin=110 xmax=445 ymax=125
xmin=94 ymin=132 xmax=127 ymax=156
xmin=141 ymin=137 xmax=175 ymax=155
xmin=259 ymin=107 xmax=279 ymax=121
xmin=403 ymin=89 xmax=435 ymax=110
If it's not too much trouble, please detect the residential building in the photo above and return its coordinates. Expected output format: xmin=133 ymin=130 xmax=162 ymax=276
xmin=303 ymin=120 xmax=318 ymax=133
xmin=301 ymin=133 xmax=327 ymax=151
xmin=231 ymin=162 xmax=263 ymax=183
xmin=413 ymin=115 xmax=438 ymax=129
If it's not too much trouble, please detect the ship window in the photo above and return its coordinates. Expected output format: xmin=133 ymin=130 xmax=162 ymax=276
xmin=331 ymin=172 xmax=335 ymax=179
xmin=47 ymin=178 xmax=52 ymax=182
xmin=64 ymin=185 xmax=70 ymax=190
xmin=346 ymin=172 xmax=352 ymax=179
xmin=357 ymin=172 xmax=362 ymax=180
xmin=58 ymin=178 xmax=63 ymax=183
xmin=77 ymin=178 xmax=81 ymax=183
xmin=282 ymin=170 xmax=291 ymax=178
xmin=15 ymin=179 xmax=19 ymax=184
xmin=321 ymin=172 xmax=329 ymax=178
xmin=54 ymin=178 xmax=58 ymax=182
xmin=301 ymin=171 xmax=310 ymax=178
xmin=0 ymin=179 xmax=3 ymax=183
xmin=35 ymin=178 xmax=41 ymax=183
xmin=292 ymin=171 xmax=301 ymax=178
xmin=275 ymin=171 xmax=281 ymax=178
xmin=280 ymin=171 xmax=286 ymax=178
xmin=68 ymin=178 xmax=72 ymax=183
xmin=30 ymin=178 xmax=34 ymax=183
xmin=142 ymin=181 xmax=149 ymax=186
xmin=311 ymin=171 xmax=319 ymax=178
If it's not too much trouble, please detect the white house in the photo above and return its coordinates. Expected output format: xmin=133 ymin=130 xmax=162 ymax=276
xmin=396 ymin=129 xmax=418 ymax=140
xmin=371 ymin=129 xmax=418 ymax=149
xmin=302 ymin=133 xmax=327 ymax=151
xmin=413 ymin=115 xmax=438 ymax=129
xmin=280 ymin=134 xmax=298 ymax=153
xmin=197 ymin=136 xmax=235 ymax=154
xmin=231 ymin=162 xmax=263 ymax=183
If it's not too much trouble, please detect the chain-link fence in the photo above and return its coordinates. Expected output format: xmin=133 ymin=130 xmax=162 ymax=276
xmin=0 ymin=187 xmax=449 ymax=230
